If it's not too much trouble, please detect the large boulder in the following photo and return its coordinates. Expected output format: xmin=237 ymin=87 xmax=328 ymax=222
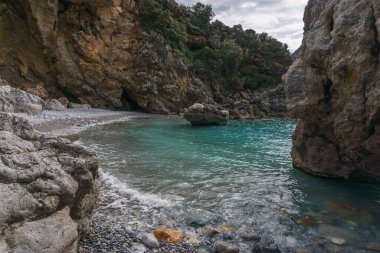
xmin=184 ymin=103 xmax=229 ymax=126
xmin=283 ymin=0 xmax=380 ymax=182
xmin=0 ymin=113 xmax=100 ymax=252
xmin=0 ymin=84 xmax=45 ymax=114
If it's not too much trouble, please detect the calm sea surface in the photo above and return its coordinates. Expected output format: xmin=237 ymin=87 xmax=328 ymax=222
xmin=79 ymin=117 xmax=380 ymax=252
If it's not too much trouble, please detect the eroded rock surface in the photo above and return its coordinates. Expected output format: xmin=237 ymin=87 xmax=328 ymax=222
xmin=0 ymin=83 xmax=45 ymax=114
xmin=0 ymin=0 xmax=289 ymax=117
xmin=184 ymin=103 xmax=229 ymax=126
xmin=0 ymin=113 xmax=100 ymax=252
xmin=284 ymin=0 xmax=380 ymax=182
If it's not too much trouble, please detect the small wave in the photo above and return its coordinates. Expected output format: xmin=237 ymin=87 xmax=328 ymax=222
xmin=100 ymin=169 xmax=174 ymax=208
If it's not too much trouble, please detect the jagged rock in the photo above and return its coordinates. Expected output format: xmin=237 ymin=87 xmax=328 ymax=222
xmin=184 ymin=103 xmax=229 ymax=126
xmin=45 ymin=99 xmax=66 ymax=111
xmin=0 ymin=84 xmax=45 ymax=115
xmin=283 ymin=0 xmax=380 ymax=182
xmin=0 ymin=113 xmax=100 ymax=252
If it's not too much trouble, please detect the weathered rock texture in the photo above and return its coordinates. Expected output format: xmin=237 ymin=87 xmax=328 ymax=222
xmin=184 ymin=103 xmax=229 ymax=126
xmin=284 ymin=0 xmax=380 ymax=182
xmin=0 ymin=0 xmax=289 ymax=117
xmin=0 ymin=82 xmax=45 ymax=114
xmin=0 ymin=0 xmax=210 ymax=113
xmin=0 ymin=113 xmax=100 ymax=252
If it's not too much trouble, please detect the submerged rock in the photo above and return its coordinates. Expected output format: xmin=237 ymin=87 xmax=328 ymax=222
xmin=153 ymin=228 xmax=183 ymax=244
xmin=283 ymin=0 xmax=380 ymax=182
xmin=184 ymin=103 xmax=229 ymax=126
xmin=202 ymin=225 xmax=220 ymax=237
xmin=324 ymin=200 xmax=374 ymax=224
xmin=0 ymin=113 xmax=100 ymax=252
xmin=215 ymin=241 xmax=240 ymax=253
xmin=141 ymin=233 xmax=160 ymax=248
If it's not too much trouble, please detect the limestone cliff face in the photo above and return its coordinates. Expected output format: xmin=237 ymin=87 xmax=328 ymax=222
xmin=284 ymin=0 xmax=380 ymax=182
xmin=0 ymin=113 xmax=100 ymax=252
xmin=0 ymin=0 xmax=213 ymax=113
xmin=0 ymin=0 xmax=289 ymax=117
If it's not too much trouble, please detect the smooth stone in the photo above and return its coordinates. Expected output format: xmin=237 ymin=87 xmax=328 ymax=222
xmin=197 ymin=247 xmax=210 ymax=253
xmin=141 ymin=233 xmax=159 ymax=248
xmin=215 ymin=241 xmax=240 ymax=253
xmin=239 ymin=233 xmax=261 ymax=241
xmin=153 ymin=228 xmax=183 ymax=244
xmin=324 ymin=200 xmax=374 ymax=224
xmin=296 ymin=217 xmax=317 ymax=227
xmin=330 ymin=237 xmax=346 ymax=245
xmin=203 ymin=225 xmax=220 ymax=237
xmin=252 ymin=245 xmax=281 ymax=253
xmin=367 ymin=242 xmax=380 ymax=251
xmin=218 ymin=224 xmax=236 ymax=233
xmin=187 ymin=237 xmax=201 ymax=245
xmin=131 ymin=243 xmax=147 ymax=253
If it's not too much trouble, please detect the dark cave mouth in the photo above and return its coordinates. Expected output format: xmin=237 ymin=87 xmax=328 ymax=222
xmin=121 ymin=88 xmax=145 ymax=112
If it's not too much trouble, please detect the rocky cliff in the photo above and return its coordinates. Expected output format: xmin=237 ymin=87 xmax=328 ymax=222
xmin=0 ymin=113 xmax=100 ymax=251
xmin=284 ymin=0 xmax=380 ymax=182
xmin=0 ymin=0 xmax=290 ymax=117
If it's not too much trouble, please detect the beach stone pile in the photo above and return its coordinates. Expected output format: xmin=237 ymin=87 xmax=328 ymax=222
xmin=0 ymin=113 xmax=100 ymax=252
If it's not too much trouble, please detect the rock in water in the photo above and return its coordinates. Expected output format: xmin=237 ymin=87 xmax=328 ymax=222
xmin=215 ymin=241 xmax=240 ymax=253
xmin=184 ymin=103 xmax=229 ymax=126
xmin=283 ymin=0 xmax=380 ymax=182
xmin=0 ymin=84 xmax=45 ymax=114
xmin=153 ymin=228 xmax=183 ymax=244
xmin=0 ymin=113 xmax=100 ymax=252
xmin=324 ymin=200 xmax=373 ymax=224
xmin=141 ymin=233 xmax=160 ymax=248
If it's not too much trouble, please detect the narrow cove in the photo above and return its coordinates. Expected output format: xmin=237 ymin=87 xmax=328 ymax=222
xmin=78 ymin=117 xmax=380 ymax=253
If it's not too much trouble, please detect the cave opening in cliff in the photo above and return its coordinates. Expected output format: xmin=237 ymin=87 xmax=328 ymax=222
xmin=121 ymin=88 xmax=144 ymax=112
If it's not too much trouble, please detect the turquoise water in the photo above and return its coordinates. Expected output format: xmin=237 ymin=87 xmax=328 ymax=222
xmin=79 ymin=117 xmax=380 ymax=252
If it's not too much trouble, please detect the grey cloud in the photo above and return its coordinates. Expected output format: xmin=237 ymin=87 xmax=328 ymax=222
xmin=177 ymin=0 xmax=308 ymax=52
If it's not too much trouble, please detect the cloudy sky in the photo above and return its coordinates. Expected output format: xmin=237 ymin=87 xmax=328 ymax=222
xmin=177 ymin=0 xmax=309 ymax=52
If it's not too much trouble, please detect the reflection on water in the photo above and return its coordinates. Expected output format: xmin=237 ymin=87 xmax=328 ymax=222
xmin=79 ymin=118 xmax=380 ymax=252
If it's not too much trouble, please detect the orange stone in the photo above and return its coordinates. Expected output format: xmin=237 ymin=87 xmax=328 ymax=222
xmin=153 ymin=228 xmax=183 ymax=244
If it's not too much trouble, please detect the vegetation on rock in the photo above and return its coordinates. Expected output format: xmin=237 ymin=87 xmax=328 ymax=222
xmin=138 ymin=0 xmax=291 ymax=91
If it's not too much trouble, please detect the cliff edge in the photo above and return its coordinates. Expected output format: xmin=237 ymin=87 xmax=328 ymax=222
xmin=0 ymin=111 xmax=100 ymax=251
xmin=284 ymin=0 xmax=380 ymax=182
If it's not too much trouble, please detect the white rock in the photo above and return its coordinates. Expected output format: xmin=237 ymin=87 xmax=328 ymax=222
xmin=141 ymin=233 xmax=159 ymax=248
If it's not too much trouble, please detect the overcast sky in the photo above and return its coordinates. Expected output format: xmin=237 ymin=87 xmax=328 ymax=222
xmin=177 ymin=0 xmax=309 ymax=52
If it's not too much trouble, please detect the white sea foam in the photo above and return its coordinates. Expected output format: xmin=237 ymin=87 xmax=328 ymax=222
xmin=100 ymin=169 xmax=174 ymax=208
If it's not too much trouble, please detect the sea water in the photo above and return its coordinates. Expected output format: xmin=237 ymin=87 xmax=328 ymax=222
xmin=79 ymin=117 xmax=380 ymax=252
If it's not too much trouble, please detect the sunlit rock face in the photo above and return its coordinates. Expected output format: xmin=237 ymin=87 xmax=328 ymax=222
xmin=284 ymin=0 xmax=380 ymax=182
xmin=0 ymin=0 xmax=212 ymax=113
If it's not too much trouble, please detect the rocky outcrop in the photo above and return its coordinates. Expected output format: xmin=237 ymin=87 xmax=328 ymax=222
xmin=0 ymin=113 xmax=100 ymax=252
xmin=0 ymin=83 xmax=45 ymax=114
xmin=0 ymin=0 xmax=212 ymax=113
xmin=284 ymin=0 xmax=380 ymax=182
xmin=184 ymin=103 xmax=229 ymax=126
xmin=218 ymin=84 xmax=288 ymax=119
xmin=0 ymin=0 xmax=289 ymax=116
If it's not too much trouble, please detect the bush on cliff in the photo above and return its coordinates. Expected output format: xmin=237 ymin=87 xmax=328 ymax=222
xmin=138 ymin=0 xmax=291 ymax=91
